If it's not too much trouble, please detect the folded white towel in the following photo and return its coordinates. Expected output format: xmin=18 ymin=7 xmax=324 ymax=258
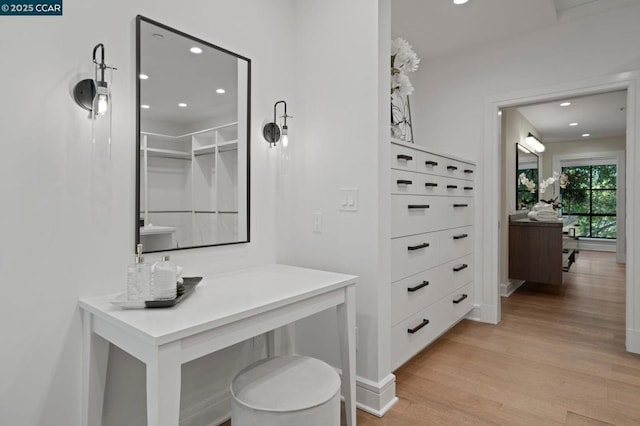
xmin=532 ymin=202 xmax=554 ymax=212
xmin=527 ymin=209 xmax=559 ymax=221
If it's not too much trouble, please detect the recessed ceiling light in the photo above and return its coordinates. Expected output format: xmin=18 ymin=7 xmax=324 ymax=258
xmin=141 ymin=105 xmax=150 ymax=109
xmin=216 ymin=88 xmax=226 ymax=94
xmin=139 ymin=73 xmax=149 ymax=80
xmin=582 ymin=133 xmax=590 ymax=137
xmin=178 ymin=103 xmax=187 ymax=108
xmin=190 ymin=47 xmax=203 ymax=54
xmin=560 ymin=102 xmax=572 ymax=107
xmin=569 ymin=122 xmax=578 ymax=126
xmin=453 ymin=0 xmax=469 ymax=4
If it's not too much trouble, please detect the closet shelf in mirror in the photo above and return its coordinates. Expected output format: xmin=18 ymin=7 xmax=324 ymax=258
xmin=139 ymin=225 xmax=176 ymax=236
xmin=143 ymin=147 xmax=191 ymax=160
xmin=192 ymin=140 xmax=238 ymax=156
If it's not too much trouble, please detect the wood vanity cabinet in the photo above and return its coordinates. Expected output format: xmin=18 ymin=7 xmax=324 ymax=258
xmin=509 ymin=218 xmax=564 ymax=285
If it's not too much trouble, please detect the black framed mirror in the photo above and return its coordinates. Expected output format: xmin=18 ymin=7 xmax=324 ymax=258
xmin=135 ymin=16 xmax=251 ymax=252
xmin=516 ymin=143 xmax=539 ymax=210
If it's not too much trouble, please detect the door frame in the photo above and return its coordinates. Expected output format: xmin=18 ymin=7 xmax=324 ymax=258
xmin=479 ymin=71 xmax=640 ymax=353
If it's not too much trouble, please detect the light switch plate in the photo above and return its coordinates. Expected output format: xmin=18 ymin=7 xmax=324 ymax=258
xmin=339 ymin=188 xmax=358 ymax=211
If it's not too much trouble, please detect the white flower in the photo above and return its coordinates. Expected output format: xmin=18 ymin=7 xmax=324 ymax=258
xmin=391 ymin=72 xmax=414 ymax=97
xmin=392 ymin=38 xmax=420 ymax=73
xmin=559 ymin=173 xmax=569 ymax=189
xmin=519 ymin=173 xmax=536 ymax=193
xmin=539 ymin=171 xmax=569 ymax=194
xmin=391 ymin=38 xmax=420 ymax=96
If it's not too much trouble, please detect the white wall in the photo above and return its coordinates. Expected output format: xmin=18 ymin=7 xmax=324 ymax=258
xmin=406 ymin=3 xmax=640 ymax=323
xmin=541 ymin=136 xmax=626 ymax=178
xmin=0 ymin=0 xmax=295 ymax=425
xmin=277 ymin=0 xmax=393 ymax=411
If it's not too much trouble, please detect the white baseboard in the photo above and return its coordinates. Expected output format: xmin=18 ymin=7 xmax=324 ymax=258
xmin=355 ymin=373 xmax=398 ymax=417
xmin=626 ymin=328 xmax=640 ymax=354
xmin=181 ymin=371 xmax=399 ymax=424
xmin=467 ymin=303 xmax=499 ymax=324
xmin=180 ymin=388 xmax=231 ymax=426
xmin=578 ymin=241 xmax=616 ymax=252
xmin=501 ymin=279 xmax=525 ymax=297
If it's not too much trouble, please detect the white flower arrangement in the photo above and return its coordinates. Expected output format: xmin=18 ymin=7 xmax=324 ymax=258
xmin=391 ymin=38 xmax=420 ymax=97
xmin=539 ymin=171 xmax=568 ymax=194
xmin=518 ymin=173 xmax=536 ymax=193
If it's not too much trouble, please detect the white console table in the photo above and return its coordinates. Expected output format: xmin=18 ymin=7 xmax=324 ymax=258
xmin=79 ymin=264 xmax=357 ymax=426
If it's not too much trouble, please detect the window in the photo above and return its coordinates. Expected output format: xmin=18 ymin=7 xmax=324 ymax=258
xmin=561 ymin=163 xmax=617 ymax=239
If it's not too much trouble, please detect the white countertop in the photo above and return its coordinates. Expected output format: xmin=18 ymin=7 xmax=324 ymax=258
xmin=79 ymin=264 xmax=357 ymax=346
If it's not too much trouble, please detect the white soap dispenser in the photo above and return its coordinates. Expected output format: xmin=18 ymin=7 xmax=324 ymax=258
xmin=126 ymin=244 xmax=152 ymax=302
xmin=152 ymin=255 xmax=177 ymax=300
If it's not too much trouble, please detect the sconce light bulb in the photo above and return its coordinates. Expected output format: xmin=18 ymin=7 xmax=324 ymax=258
xmin=97 ymin=94 xmax=109 ymax=116
xmin=282 ymin=134 xmax=289 ymax=147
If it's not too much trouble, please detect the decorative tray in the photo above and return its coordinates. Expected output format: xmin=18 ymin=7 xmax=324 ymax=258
xmin=111 ymin=277 xmax=202 ymax=309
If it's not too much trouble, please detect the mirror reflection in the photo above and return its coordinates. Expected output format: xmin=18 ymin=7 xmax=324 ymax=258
xmin=516 ymin=143 xmax=539 ymax=210
xmin=136 ymin=16 xmax=250 ymax=252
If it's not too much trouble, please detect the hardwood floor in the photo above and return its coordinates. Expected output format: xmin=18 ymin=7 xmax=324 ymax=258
xmin=355 ymin=250 xmax=640 ymax=425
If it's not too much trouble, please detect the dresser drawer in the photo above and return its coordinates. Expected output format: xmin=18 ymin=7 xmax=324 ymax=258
xmin=391 ymin=144 xmax=417 ymax=171
xmin=438 ymin=227 xmax=474 ymax=259
xmin=440 ymin=159 xmax=475 ymax=181
xmin=444 ymin=281 xmax=475 ymax=327
xmin=391 ymin=255 xmax=472 ymax=325
xmin=416 ymin=151 xmax=447 ymax=176
xmin=391 ymin=169 xmax=420 ymax=195
xmin=391 ymin=232 xmax=440 ymax=281
xmin=391 ymin=299 xmax=446 ymax=370
xmin=391 ymin=280 xmax=474 ymax=370
xmin=440 ymin=199 xmax=474 ymax=229
xmin=391 ymin=195 xmax=445 ymax=237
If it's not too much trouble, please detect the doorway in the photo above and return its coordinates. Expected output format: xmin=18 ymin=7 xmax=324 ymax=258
xmin=480 ymin=71 xmax=640 ymax=353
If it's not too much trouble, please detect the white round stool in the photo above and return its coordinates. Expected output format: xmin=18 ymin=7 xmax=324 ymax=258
xmin=230 ymin=355 xmax=341 ymax=426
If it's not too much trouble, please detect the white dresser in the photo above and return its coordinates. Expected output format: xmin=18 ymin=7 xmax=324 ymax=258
xmin=390 ymin=139 xmax=476 ymax=370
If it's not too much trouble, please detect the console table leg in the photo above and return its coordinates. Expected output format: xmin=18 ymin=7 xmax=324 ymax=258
xmin=337 ymin=285 xmax=357 ymax=426
xmin=82 ymin=311 xmax=109 ymax=426
xmin=146 ymin=341 xmax=182 ymax=426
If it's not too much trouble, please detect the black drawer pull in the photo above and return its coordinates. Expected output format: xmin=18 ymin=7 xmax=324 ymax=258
xmin=397 ymin=179 xmax=413 ymax=185
xmin=408 ymin=281 xmax=429 ymax=292
xmin=464 ymin=169 xmax=474 ymax=174
xmin=425 ymin=182 xmax=438 ymax=187
xmin=425 ymin=160 xmax=438 ymax=166
xmin=464 ymin=186 xmax=473 ymax=190
xmin=447 ymin=165 xmax=458 ymax=170
xmin=408 ymin=204 xmax=430 ymax=209
xmin=453 ymin=264 xmax=468 ymax=272
xmin=447 ymin=185 xmax=458 ymax=189
xmin=408 ymin=243 xmax=429 ymax=251
xmin=453 ymin=234 xmax=468 ymax=240
xmin=453 ymin=204 xmax=469 ymax=208
xmin=397 ymin=154 xmax=413 ymax=161
xmin=407 ymin=319 xmax=430 ymax=334
xmin=453 ymin=294 xmax=468 ymax=304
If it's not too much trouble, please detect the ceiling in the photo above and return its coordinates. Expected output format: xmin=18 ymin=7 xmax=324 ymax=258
xmin=517 ymin=91 xmax=627 ymax=143
xmin=391 ymin=0 xmax=639 ymax=60
xmin=391 ymin=0 xmax=634 ymax=143
xmin=139 ymin=20 xmax=239 ymax=130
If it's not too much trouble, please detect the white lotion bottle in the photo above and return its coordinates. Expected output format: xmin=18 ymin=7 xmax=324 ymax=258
xmin=152 ymin=255 xmax=177 ymax=300
xmin=126 ymin=244 xmax=152 ymax=302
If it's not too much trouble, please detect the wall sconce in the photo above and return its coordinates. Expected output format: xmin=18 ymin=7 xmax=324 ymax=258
xmin=73 ymin=43 xmax=117 ymax=158
xmin=263 ymin=100 xmax=291 ymax=148
xmin=526 ymin=132 xmax=545 ymax=153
